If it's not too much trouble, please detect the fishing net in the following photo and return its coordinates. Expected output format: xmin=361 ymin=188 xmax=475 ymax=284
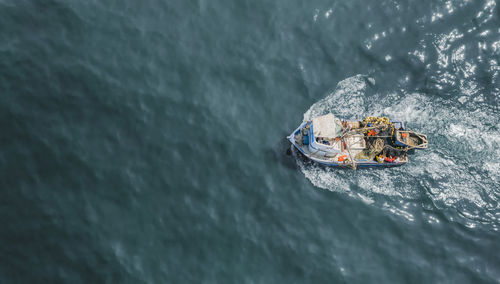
xmin=361 ymin=116 xmax=394 ymax=135
xmin=355 ymin=138 xmax=384 ymax=160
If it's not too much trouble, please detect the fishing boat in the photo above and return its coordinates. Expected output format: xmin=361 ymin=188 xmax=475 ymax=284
xmin=287 ymin=113 xmax=427 ymax=169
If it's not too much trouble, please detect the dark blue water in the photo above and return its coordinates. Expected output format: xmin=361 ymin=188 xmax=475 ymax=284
xmin=1 ymin=0 xmax=499 ymax=283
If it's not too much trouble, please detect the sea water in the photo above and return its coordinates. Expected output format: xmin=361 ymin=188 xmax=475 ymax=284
xmin=1 ymin=0 xmax=499 ymax=283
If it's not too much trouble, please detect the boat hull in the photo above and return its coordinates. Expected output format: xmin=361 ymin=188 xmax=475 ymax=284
xmin=287 ymin=121 xmax=407 ymax=168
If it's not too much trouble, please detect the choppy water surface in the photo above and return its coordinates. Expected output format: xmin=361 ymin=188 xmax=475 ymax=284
xmin=1 ymin=0 xmax=499 ymax=283
xmin=299 ymin=74 xmax=499 ymax=229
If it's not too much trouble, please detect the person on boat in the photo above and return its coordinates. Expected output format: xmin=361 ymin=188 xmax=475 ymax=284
xmin=376 ymin=155 xmax=385 ymax=163
xmin=384 ymin=156 xmax=397 ymax=163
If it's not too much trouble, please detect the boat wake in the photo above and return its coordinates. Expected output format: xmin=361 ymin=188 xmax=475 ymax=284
xmin=295 ymin=75 xmax=500 ymax=229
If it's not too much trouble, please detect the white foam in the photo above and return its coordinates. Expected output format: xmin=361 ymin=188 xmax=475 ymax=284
xmin=324 ymin=8 xmax=333 ymax=19
xmin=296 ymin=75 xmax=500 ymax=227
xmin=303 ymin=75 xmax=368 ymax=122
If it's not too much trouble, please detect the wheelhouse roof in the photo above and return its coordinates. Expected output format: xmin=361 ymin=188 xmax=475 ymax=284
xmin=312 ymin=113 xmax=342 ymax=139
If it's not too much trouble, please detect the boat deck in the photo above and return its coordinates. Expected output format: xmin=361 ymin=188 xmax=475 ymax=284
xmin=288 ymin=119 xmax=410 ymax=168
